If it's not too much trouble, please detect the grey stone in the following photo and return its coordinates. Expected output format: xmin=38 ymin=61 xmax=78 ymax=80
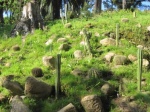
xmin=2 ymin=78 xmax=23 ymax=96
xmin=10 ymin=95 xmax=31 ymax=112
xmin=57 ymin=38 xmax=68 ymax=43
xmin=113 ymin=55 xmax=128 ymax=65
xmin=100 ymin=38 xmax=116 ymax=46
xmin=81 ymin=95 xmax=104 ymax=112
xmin=74 ymin=50 xmax=83 ymax=59
xmin=121 ymin=18 xmax=129 ymax=22
xmin=101 ymin=83 xmax=115 ymax=96
xmin=104 ymin=52 xmax=115 ymax=62
xmin=58 ymin=103 xmax=77 ymax=112
xmin=59 ymin=43 xmax=70 ymax=51
xmin=24 ymin=77 xmax=53 ymax=98
xmin=42 ymin=56 xmax=56 ymax=68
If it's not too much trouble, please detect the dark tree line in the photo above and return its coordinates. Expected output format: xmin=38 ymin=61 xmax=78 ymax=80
xmin=0 ymin=0 xmax=150 ymax=25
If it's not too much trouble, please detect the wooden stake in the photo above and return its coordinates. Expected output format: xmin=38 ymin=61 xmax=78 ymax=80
xmin=55 ymin=54 xmax=61 ymax=99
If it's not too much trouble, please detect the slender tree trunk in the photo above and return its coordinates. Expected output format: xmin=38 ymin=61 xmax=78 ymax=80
xmin=52 ymin=0 xmax=62 ymax=19
xmin=0 ymin=2 xmax=4 ymax=24
xmin=94 ymin=0 xmax=102 ymax=14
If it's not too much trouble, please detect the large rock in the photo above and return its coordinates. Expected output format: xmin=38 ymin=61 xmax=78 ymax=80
xmin=24 ymin=77 xmax=53 ymax=98
xmin=81 ymin=95 xmax=104 ymax=112
xmin=58 ymin=103 xmax=77 ymax=112
xmin=100 ymin=38 xmax=116 ymax=46
xmin=10 ymin=95 xmax=31 ymax=112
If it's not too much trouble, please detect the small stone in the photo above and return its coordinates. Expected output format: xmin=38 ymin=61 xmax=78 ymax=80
xmin=31 ymin=67 xmax=44 ymax=77
xmin=101 ymin=83 xmax=115 ymax=96
xmin=113 ymin=55 xmax=128 ymax=65
xmin=57 ymin=38 xmax=67 ymax=43
xmin=143 ymin=59 xmax=149 ymax=67
xmin=95 ymin=32 xmax=100 ymax=37
xmin=121 ymin=18 xmax=129 ymax=22
xmin=147 ymin=26 xmax=150 ymax=31
xmin=74 ymin=50 xmax=83 ymax=59
xmin=45 ymin=39 xmax=53 ymax=46
xmin=59 ymin=43 xmax=70 ymax=51
xmin=128 ymin=54 xmax=137 ymax=62
xmin=65 ymin=23 xmax=72 ymax=28
xmin=58 ymin=103 xmax=77 ymax=112
xmin=104 ymin=52 xmax=115 ymax=62
xmin=80 ymin=41 xmax=87 ymax=46
xmin=100 ymin=38 xmax=116 ymax=46
xmin=71 ymin=69 xmax=85 ymax=77
xmin=42 ymin=56 xmax=55 ymax=68
xmin=12 ymin=45 xmax=20 ymax=51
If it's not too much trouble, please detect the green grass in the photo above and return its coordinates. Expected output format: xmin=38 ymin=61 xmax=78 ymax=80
xmin=0 ymin=10 xmax=150 ymax=111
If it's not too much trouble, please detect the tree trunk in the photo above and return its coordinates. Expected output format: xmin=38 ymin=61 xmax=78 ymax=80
xmin=52 ymin=0 xmax=62 ymax=19
xmin=94 ymin=0 xmax=102 ymax=14
xmin=0 ymin=2 xmax=4 ymax=24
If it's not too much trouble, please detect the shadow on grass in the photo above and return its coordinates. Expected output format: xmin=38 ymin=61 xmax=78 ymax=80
xmin=135 ymin=92 xmax=150 ymax=104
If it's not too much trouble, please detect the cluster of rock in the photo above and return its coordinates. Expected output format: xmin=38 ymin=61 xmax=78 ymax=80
xmin=0 ymin=70 xmax=54 ymax=111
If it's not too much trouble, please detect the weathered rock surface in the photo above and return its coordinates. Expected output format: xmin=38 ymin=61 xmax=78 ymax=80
xmin=81 ymin=95 xmax=104 ymax=112
xmin=104 ymin=52 xmax=115 ymax=62
xmin=65 ymin=23 xmax=72 ymax=28
xmin=42 ymin=56 xmax=56 ymax=68
xmin=71 ymin=69 xmax=86 ymax=77
xmin=59 ymin=43 xmax=70 ymax=51
xmin=74 ymin=50 xmax=83 ymax=59
xmin=45 ymin=39 xmax=53 ymax=46
xmin=57 ymin=38 xmax=68 ymax=43
xmin=100 ymin=38 xmax=116 ymax=46
xmin=113 ymin=55 xmax=128 ymax=65
xmin=2 ymin=77 xmax=23 ymax=95
xmin=128 ymin=54 xmax=137 ymax=62
xmin=87 ymin=67 xmax=102 ymax=78
xmin=10 ymin=95 xmax=31 ymax=112
xmin=58 ymin=103 xmax=77 ymax=112
xmin=113 ymin=96 xmax=146 ymax=112
xmin=0 ymin=94 xmax=7 ymax=103
xmin=147 ymin=26 xmax=150 ymax=31
xmin=101 ymin=83 xmax=115 ymax=96
xmin=31 ymin=67 xmax=44 ymax=77
xmin=121 ymin=18 xmax=129 ymax=22
xmin=24 ymin=77 xmax=53 ymax=98
xmin=12 ymin=45 xmax=20 ymax=51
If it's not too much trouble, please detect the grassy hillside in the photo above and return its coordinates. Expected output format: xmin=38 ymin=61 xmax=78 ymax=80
xmin=0 ymin=10 xmax=150 ymax=112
